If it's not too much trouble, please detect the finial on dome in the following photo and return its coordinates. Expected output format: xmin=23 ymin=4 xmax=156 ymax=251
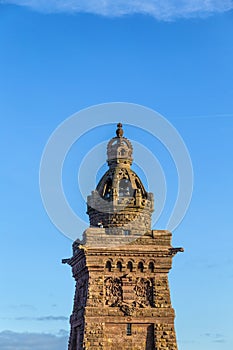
xmin=116 ymin=123 xmax=123 ymax=137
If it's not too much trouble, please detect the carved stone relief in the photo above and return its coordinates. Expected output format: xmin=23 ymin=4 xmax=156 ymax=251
xmin=134 ymin=278 xmax=153 ymax=307
xmin=105 ymin=277 xmax=123 ymax=306
xmin=104 ymin=276 xmax=154 ymax=315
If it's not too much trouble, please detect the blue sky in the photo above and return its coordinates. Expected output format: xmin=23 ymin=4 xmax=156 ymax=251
xmin=1 ymin=1 xmax=233 ymax=349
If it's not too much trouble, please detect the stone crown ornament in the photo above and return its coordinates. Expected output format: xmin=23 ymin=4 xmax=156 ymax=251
xmin=87 ymin=124 xmax=154 ymax=230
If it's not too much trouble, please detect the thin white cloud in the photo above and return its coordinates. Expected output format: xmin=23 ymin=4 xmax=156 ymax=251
xmin=1 ymin=0 xmax=233 ymax=20
xmin=1 ymin=315 xmax=68 ymax=321
xmin=0 ymin=330 xmax=68 ymax=350
xmin=7 ymin=304 xmax=37 ymax=311
xmin=202 ymin=332 xmax=226 ymax=343
xmin=16 ymin=315 xmax=68 ymax=321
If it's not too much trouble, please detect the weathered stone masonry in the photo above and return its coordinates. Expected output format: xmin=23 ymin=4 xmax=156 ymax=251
xmin=63 ymin=123 xmax=183 ymax=349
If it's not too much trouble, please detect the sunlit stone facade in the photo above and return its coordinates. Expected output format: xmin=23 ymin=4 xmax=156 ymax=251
xmin=63 ymin=123 xmax=183 ymax=349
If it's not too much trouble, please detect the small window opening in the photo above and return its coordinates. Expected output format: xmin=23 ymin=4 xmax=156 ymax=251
xmin=119 ymin=178 xmax=131 ymax=196
xmin=138 ymin=262 xmax=144 ymax=272
xmin=148 ymin=262 xmax=154 ymax=273
xmin=123 ymin=229 xmax=130 ymax=236
xmin=135 ymin=178 xmax=142 ymax=190
xmin=126 ymin=323 xmax=132 ymax=336
xmin=105 ymin=261 xmax=112 ymax=272
xmin=127 ymin=261 xmax=133 ymax=272
xmin=103 ymin=178 xmax=112 ymax=199
xmin=117 ymin=261 xmax=122 ymax=272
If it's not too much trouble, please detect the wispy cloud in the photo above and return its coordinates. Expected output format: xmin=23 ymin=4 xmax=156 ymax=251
xmin=0 ymin=330 xmax=68 ymax=350
xmin=1 ymin=0 xmax=233 ymax=20
xmin=202 ymin=332 xmax=226 ymax=343
xmin=7 ymin=304 xmax=37 ymax=311
xmin=16 ymin=315 xmax=68 ymax=321
xmin=1 ymin=315 xmax=68 ymax=321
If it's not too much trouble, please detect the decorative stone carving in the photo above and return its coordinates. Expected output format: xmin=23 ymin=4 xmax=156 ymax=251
xmin=119 ymin=303 xmax=135 ymax=316
xmin=87 ymin=124 xmax=153 ymax=230
xmin=104 ymin=274 xmax=154 ymax=315
xmin=105 ymin=277 xmax=123 ymax=306
xmin=134 ymin=278 xmax=153 ymax=307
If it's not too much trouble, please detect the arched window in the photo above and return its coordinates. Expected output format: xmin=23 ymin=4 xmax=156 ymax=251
xmin=135 ymin=178 xmax=142 ymax=191
xmin=148 ymin=262 xmax=154 ymax=273
xmin=117 ymin=261 xmax=122 ymax=272
xmin=120 ymin=148 xmax=126 ymax=156
xmin=105 ymin=261 xmax=112 ymax=272
xmin=103 ymin=178 xmax=112 ymax=199
xmin=138 ymin=262 xmax=144 ymax=272
xmin=135 ymin=179 xmax=146 ymax=197
xmin=119 ymin=178 xmax=132 ymax=196
xmin=127 ymin=261 xmax=133 ymax=272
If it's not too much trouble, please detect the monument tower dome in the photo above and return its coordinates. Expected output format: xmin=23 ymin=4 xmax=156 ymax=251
xmin=87 ymin=123 xmax=154 ymax=233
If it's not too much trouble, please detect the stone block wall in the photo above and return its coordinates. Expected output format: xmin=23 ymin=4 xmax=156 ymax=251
xmin=66 ymin=230 xmax=181 ymax=350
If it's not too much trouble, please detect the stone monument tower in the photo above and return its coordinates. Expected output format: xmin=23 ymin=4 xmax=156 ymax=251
xmin=63 ymin=123 xmax=183 ymax=350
